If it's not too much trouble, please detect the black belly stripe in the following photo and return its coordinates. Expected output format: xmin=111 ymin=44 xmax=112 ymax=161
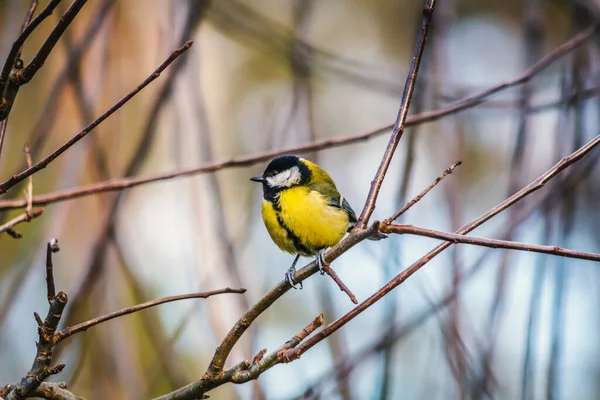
xmin=272 ymin=197 xmax=312 ymax=255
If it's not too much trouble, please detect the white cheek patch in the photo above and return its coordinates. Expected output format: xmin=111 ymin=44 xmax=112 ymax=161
xmin=266 ymin=166 xmax=301 ymax=187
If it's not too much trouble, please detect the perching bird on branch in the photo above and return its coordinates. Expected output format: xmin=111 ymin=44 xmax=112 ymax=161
xmin=250 ymin=155 xmax=384 ymax=289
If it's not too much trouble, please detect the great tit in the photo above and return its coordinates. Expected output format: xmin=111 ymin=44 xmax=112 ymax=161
xmin=250 ymin=155 xmax=358 ymax=289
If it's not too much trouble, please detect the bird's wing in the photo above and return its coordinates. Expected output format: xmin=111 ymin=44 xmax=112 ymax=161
xmin=328 ymin=195 xmax=358 ymax=226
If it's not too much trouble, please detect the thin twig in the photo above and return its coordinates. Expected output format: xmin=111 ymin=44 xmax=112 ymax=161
xmin=0 ymin=119 xmax=7 ymax=167
xmin=16 ymin=0 xmax=40 ymax=61
xmin=23 ymin=144 xmax=33 ymax=216
xmin=12 ymin=0 xmax=88 ymax=86
xmin=0 ymin=0 xmax=62 ymax=98
xmin=54 ymin=288 xmax=246 ymax=343
xmin=0 ymin=208 xmax=43 ymax=237
xmin=0 ymin=0 xmax=86 ymax=122
xmin=0 ymin=41 xmax=194 ymax=194
xmin=320 ymin=266 xmax=358 ymax=304
xmin=384 ymin=161 xmax=462 ymax=223
xmin=46 ymin=238 xmax=59 ymax=303
xmin=356 ymin=0 xmax=436 ymax=228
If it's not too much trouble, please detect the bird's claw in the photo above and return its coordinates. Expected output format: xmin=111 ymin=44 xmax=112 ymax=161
xmin=317 ymin=251 xmax=328 ymax=275
xmin=285 ymin=266 xmax=302 ymax=290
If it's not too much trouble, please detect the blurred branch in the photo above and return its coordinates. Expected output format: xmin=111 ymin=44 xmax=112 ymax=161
xmin=356 ymin=0 xmax=436 ymax=228
xmin=13 ymin=0 xmax=87 ymax=86
xmin=0 ymin=0 xmax=62 ymax=103
xmin=58 ymin=0 xmax=209 ymax=333
xmin=0 ymin=40 xmax=194 ymax=194
xmin=54 ymin=288 xmax=247 ymax=344
xmin=0 ymin=208 xmax=43 ymax=237
xmin=0 ymin=0 xmax=87 ymax=123
xmin=1 ymin=21 xmax=595 ymax=211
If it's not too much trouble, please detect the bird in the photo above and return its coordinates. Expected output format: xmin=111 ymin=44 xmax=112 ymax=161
xmin=250 ymin=155 xmax=360 ymax=289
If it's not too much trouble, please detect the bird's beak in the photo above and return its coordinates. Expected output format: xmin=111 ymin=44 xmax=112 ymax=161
xmin=250 ymin=175 xmax=264 ymax=183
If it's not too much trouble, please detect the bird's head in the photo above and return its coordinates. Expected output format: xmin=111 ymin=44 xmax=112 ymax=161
xmin=250 ymin=155 xmax=312 ymax=193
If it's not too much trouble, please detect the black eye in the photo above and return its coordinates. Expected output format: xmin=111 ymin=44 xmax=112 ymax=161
xmin=272 ymin=170 xmax=279 ymax=175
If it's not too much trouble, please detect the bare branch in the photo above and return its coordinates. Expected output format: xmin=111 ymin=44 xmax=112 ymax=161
xmin=30 ymin=382 xmax=85 ymax=400
xmin=380 ymin=224 xmax=600 ymax=263
xmin=384 ymin=160 xmax=462 ymax=223
xmin=23 ymin=144 xmax=33 ymax=216
xmin=0 ymin=41 xmax=194 ymax=194
xmin=0 ymin=0 xmax=62 ymax=98
xmin=320 ymin=265 xmax=358 ymax=304
xmin=0 ymin=208 xmax=43 ymax=237
xmin=13 ymin=0 xmax=88 ymax=86
xmin=46 ymin=238 xmax=59 ymax=303
xmin=153 ymin=315 xmax=324 ymax=400
xmin=356 ymin=0 xmax=436 ymax=228
xmin=54 ymin=288 xmax=247 ymax=344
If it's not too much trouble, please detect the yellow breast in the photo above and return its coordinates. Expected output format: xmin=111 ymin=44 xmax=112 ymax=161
xmin=261 ymin=186 xmax=350 ymax=256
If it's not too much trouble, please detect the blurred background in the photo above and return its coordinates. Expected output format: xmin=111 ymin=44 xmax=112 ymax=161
xmin=1 ymin=0 xmax=600 ymax=399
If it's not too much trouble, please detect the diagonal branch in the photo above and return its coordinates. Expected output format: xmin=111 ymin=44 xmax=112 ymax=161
xmin=54 ymin=288 xmax=247 ymax=344
xmin=356 ymin=0 xmax=436 ymax=228
xmin=13 ymin=0 xmax=88 ymax=86
xmin=153 ymin=315 xmax=324 ymax=400
xmin=0 ymin=0 xmax=62 ymax=97
xmin=0 ymin=208 xmax=43 ymax=237
xmin=0 ymin=41 xmax=193 ymax=194
xmin=0 ymin=0 xmax=88 ymax=122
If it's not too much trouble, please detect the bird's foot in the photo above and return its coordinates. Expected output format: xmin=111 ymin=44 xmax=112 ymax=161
xmin=285 ymin=265 xmax=302 ymax=290
xmin=317 ymin=250 xmax=329 ymax=275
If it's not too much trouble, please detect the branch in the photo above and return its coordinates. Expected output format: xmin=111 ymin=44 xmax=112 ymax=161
xmin=0 ymin=208 xmax=43 ymax=237
xmin=384 ymin=160 xmax=462 ymax=223
xmin=0 ymin=41 xmax=194 ymax=194
xmin=381 ymin=224 xmax=600 ymax=262
xmin=46 ymin=238 xmax=59 ymax=302
xmin=0 ymin=0 xmax=86 ymax=122
xmin=6 ymin=241 xmax=67 ymax=400
xmin=0 ymin=0 xmax=62 ymax=97
xmin=13 ymin=0 xmax=88 ymax=86
xmin=320 ymin=266 xmax=358 ymax=304
xmin=356 ymin=0 xmax=436 ymax=228
xmin=54 ymin=288 xmax=247 ymax=343
xmin=280 ymin=132 xmax=600 ymax=362
xmin=153 ymin=315 xmax=324 ymax=400
xmin=30 ymin=382 xmax=85 ymax=400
